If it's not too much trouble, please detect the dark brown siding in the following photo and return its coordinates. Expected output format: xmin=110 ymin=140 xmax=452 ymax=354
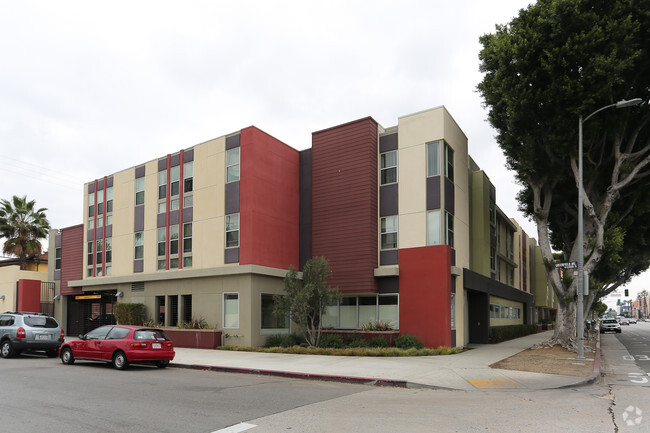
xmin=60 ymin=224 xmax=84 ymax=296
xmin=312 ymin=117 xmax=378 ymax=293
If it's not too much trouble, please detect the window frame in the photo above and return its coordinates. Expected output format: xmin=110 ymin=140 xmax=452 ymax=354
xmin=426 ymin=140 xmax=441 ymax=177
xmin=134 ymin=231 xmax=144 ymax=260
xmin=380 ymin=215 xmax=398 ymax=250
xmin=226 ymin=148 xmax=240 ymax=183
xmin=445 ymin=142 xmax=454 ymax=181
xmin=223 ymin=292 xmax=240 ymax=329
xmin=135 ymin=177 xmax=145 ymax=206
xmin=427 ymin=210 xmax=441 ymax=246
xmin=380 ymin=150 xmax=397 ymax=185
xmin=260 ymin=293 xmax=290 ymax=335
xmin=225 ymin=213 xmax=240 ymax=248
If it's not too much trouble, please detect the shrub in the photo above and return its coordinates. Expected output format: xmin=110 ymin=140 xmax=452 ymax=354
xmin=360 ymin=320 xmax=394 ymax=331
xmin=489 ymin=324 xmax=538 ymax=343
xmin=345 ymin=335 xmax=369 ymax=348
xmin=265 ymin=333 xmax=302 ymax=348
xmin=318 ymin=333 xmax=344 ymax=348
xmin=395 ymin=334 xmax=424 ymax=350
xmin=368 ymin=336 xmax=389 ymax=348
xmin=178 ymin=316 xmax=212 ymax=329
xmin=113 ymin=303 xmax=146 ymax=325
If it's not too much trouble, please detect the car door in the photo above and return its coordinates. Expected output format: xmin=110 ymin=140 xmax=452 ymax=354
xmin=77 ymin=326 xmax=112 ymax=359
xmin=99 ymin=327 xmax=131 ymax=360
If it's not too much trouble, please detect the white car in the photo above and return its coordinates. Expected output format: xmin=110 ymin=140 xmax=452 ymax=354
xmin=619 ymin=317 xmax=630 ymax=325
xmin=629 ymin=317 xmax=638 ymax=324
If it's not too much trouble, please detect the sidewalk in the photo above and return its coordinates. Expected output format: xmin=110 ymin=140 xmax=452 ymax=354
xmin=170 ymin=330 xmax=601 ymax=391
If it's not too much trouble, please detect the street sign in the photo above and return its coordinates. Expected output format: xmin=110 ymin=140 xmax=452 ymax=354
xmin=555 ymin=261 xmax=578 ymax=269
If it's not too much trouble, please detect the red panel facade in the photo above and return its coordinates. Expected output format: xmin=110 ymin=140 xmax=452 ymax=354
xmin=17 ymin=279 xmax=41 ymax=312
xmin=399 ymin=246 xmax=452 ymax=348
xmin=311 ymin=118 xmax=378 ymax=293
xmin=239 ymin=126 xmax=300 ymax=269
xmin=61 ymin=224 xmax=84 ymax=296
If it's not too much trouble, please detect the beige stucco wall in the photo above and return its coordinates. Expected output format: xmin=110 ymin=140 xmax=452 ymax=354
xmin=0 ymin=266 xmax=49 ymax=311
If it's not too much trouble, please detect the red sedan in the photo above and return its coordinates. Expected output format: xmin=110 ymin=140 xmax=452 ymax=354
xmin=59 ymin=325 xmax=175 ymax=370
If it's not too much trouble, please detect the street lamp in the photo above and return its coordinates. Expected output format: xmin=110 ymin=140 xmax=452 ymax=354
xmin=577 ymin=98 xmax=643 ymax=359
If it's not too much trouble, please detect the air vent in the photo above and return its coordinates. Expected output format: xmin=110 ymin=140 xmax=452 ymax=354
xmin=131 ymin=282 xmax=145 ymax=292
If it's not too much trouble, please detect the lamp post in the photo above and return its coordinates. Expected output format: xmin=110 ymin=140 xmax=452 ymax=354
xmin=576 ymin=98 xmax=642 ymax=359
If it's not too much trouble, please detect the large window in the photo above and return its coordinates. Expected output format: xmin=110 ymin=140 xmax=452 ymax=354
xmin=183 ymin=222 xmax=192 ymax=268
xmin=87 ymin=241 xmax=93 ymax=276
xmin=184 ymin=161 xmax=193 ymax=194
xmin=106 ymin=186 xmax=113 ymax=214
xmin=95 ymin=239 xmax=103 ymax=276
xmin=135 ymin=177 xmax=145 ymax=206
xmin=261 ymin=294 xmax=289 ymax=334
xmin=427 ymin=210 xmax=441 ymax=245
xmin=158 ymin=171 xmax=167 ymax=200
xmin=225 ymin=213 xmax=240 ymax=248
xmin=426 ymin=140 xmax=441 ymax=177
xmin=445 ymin=143 xmax=454 ymax=181
xmin=88 ymin=192 xmax=95 ymax=218
xmin=134 ymin=231 xmax=144 ymax=260
xmin=451 ymin=293 xmax=456 ymax=330
xmin=446 ymin=212 xmax=454 ymax=248
xmin=97 ymin=189 xmax=104 ymax=215
xmin=223 ymin=293 xmax=239 ymax=328
xmin=55 ymin=248 xmax=61 ymax=270
xmin=380 ymin=151 xmax=397 ymax=185
xmin=226 ymin=148 xmax=240 ymax=183
xmin=380 ymin=216 xmax=398 ymax=250
xmin=105 ymin=237 xmax=112 ymax=276
xmin=323 ymin=295 xmax=399 ymax=329
xmin=170 ymin=165 xmax=180 ymax=197
xmin=157 ymin=228 xmax=166 ymax=270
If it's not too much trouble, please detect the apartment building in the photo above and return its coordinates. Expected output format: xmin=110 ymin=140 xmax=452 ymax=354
xmin=49 ymin=106 xmax=553 ymax=347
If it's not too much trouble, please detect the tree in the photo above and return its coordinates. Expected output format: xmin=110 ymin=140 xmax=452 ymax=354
xmin=478 ymin=0 xmax=650 ymax=349
xmin=0 ymin=195 xmax=50 ymax=270
xmin=273 ymin=256 xmax=341 ymax=347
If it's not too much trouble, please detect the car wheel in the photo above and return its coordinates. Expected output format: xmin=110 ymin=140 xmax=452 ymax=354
xmin=0 ymin=340 xmax=15 ymax=358
xmin=112 ymin=351 xmax=129 ymax=370
xmin=61 ymin=347 xmax=75 ymax=365
xmin=155 ymin=360 xmax=169 ymax=369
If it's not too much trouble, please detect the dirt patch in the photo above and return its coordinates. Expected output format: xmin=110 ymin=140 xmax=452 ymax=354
xmin=490 ymin=337 xmax=597 ymax=377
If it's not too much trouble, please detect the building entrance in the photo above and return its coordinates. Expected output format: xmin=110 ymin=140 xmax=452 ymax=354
xmin=66 ymin=291 xmax=116 ymax=336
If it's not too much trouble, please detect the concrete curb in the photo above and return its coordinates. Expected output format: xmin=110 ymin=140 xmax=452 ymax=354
xmin=555 ymin=333 xmax=602 ymax=389
xmin=170 ymin=362 xmax=413 ymax=388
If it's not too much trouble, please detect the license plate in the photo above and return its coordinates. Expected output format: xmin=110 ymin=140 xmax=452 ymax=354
xmin=37 ymin=334 xmax=50 ymax=340
xmin=152 ymin=343 xmax=162 ymax=349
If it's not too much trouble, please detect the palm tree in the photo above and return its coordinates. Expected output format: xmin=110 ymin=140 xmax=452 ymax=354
xmin=0 ymin=195 xmax=50 ymax=270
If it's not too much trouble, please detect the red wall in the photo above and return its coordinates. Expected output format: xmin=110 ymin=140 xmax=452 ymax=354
xmin=61 ymin=225 xmax=84 ymax=296
xmin=311 ymin=118 xmax=378 ymax=292
xmin=399 ymin=246 xmax=452 ymax=348
xmin=17 ymin=279 xmax=42 ymax=312
xmin=239 ymin=126 xmax=300 ymax=269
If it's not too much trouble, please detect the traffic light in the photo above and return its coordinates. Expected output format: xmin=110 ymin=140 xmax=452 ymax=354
xmin=625 ymin=289 xmax=629 ymax=297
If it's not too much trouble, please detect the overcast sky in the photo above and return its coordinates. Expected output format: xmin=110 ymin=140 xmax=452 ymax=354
xmin=0 ymin=1 xmax=643 ymax=302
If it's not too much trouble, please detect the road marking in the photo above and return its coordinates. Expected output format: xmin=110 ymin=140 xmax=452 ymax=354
xmin=212 ymin=422 xmax=257 ymax=433
xmin=467 ymin=379 xmax=524 ymax=389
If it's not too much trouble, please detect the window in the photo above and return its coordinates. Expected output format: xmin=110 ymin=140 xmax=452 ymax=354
xmin=157 ymin=228 xmax=166 ymax=256
xmin=446 ymin=212 xmax=454 ymax=248
xmin=261 ymin=294 xmax=289 ymax=334
xmin=445 ymin=143 xmax=454 ymax=181
xmin=88 ymin=219 xmax=94 ymax=230
xmin=380 ymin=151 xmax=397 ymax=185
xmin=135 ymin=177 xmax=145 ymax=205
xmin=97 ymin=189 xmax=104 ymax=215
xmin=339 ymin=297 xmax=357 ymax=329
xmin=170 ymin=258 xmax=179 ymax=269
xmin=225 ymin=213 xmax=239 ymax=248
xmin=358 ymin=296 xmax=377 ymax=326
xmin=426 ymin=140 xmax=441 ymax=177
xmin=134 ymin=231 xmax=144 ymax=260
xmin=183 ymin=223 xmax=192 ymax=253
xmin=427 ymin=210 xmax=441 ymax=245
xmin=170 ymin=165 xmax=180 ymax=197
xmin=87 ymin=241 xmax=93 ymax=267
xmin=183 ymin=195 xmax=193 ymax=208
xmin=55 ymin=248 xmax=61 ymax=270
xmin=158 ymin=171 xmax=167 ymax=200
xmin=226 ymin=148 xmax=240 ymax=183
xmin=451 ymin=293 xmax=456 ymax=330
xmin=158 ymin=202 xmax=166 ymax=215
xmin=88 ymin=193 xmax=95 ymax=218
xmin=97 ymin=215 xmax=103 ymax=228
xmin=170 ymin=198 xmax=180 ymax=211
xmin=170 ymin=224 xmax=179 ymax=255
xmin=106 ymin=186 xmax=113 ymax=213
xmin=223 ymin=293 xmax=239 ymax=328
xmin=106 ymin=215 xmax=112 ymax=226
xmin=182 ymin=295 xmax=192 ymax=323
xmin=105 ymin=237 xmax=112 ymax=265
xmin=380 ymin=216 xmax=398 ymax=250
xmin=184 ymin=161 xmax=193 ymax=193
xmin=96 ymin=239 xmax=103 ymax=265
xmin=323 ymin=295 xmax=399 ymax=330
xmin=378 ymin=295 xmax=399 ymax=329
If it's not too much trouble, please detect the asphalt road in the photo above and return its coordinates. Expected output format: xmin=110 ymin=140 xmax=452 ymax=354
xmin=614 ymin=321 xmax=650 ymax=375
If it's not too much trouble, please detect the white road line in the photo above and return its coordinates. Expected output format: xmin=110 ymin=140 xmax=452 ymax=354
xmin=212 ymin=423 xmax=257 ymax=433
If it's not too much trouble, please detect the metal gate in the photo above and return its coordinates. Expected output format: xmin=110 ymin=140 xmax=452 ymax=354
xmin=40 ymin=282 xmax=55 ymax=316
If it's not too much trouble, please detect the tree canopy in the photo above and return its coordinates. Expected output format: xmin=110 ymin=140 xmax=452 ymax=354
xmin=0 ymin=195 xmax=50 ymax=269
xmin=478 ymin=0 xmax=650 ymax=347
xmin=273 ymin=256 xmax=340 ymax=347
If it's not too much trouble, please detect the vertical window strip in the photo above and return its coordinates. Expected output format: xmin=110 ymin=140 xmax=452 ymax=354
xmin=165 ymin=155 xmax=171 ymax=270
xmin=179 ymin=150 xmax=184 ymax=269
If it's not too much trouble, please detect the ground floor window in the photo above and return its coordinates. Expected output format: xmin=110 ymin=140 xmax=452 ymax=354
xmin=451 ymin=293 xmax=456 ymax=330
xmin=223 ymin=293 xmax=239 ymax=328
xmin=182 ymin=295 xmax=192 ymax=323
xmin=322 ymin=295 xmax=399 ymax=330
xmin=489 ymin=303 xmax=521 ymax=320
xmin=260 ymin=294 xmax=289 ymax=334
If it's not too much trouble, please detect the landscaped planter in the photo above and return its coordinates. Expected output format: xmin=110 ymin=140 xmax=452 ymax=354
xmin=163 ymin=328 xmax=222 ymax=349
xmin=321 ymin=329 xmax=401 ymax=346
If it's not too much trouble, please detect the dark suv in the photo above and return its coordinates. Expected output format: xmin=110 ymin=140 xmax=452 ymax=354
xmin=0 ymin=312 xmax=64 ymax=358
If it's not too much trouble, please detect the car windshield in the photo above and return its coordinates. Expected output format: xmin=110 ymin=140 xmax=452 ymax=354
xmin=24 ymin=316 xmax=58 ymax=328
xmin=134 ymin=329 xmax=170 ymax=341
xmin=603 ymin=319 xmax=617 ymax=323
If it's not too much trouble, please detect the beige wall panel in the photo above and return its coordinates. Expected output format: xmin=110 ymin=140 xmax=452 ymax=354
xmin=142 ymin=228 xmax=156 ymax=274
xmin=397 ymin=107 xmax=445 ymax=148
xmin=143 ymin=160 xmax=159 ymax=231
xmin=442 ymin=110 xmax=469 ymax=194
xmin=111 ymin=169 xmax=135 ymax=277
xmin=397 ymin=144 xmax=426 ymax=215
xmin=398 ymin=212 xmax=426 ymax=249
xmin=195 ymin=217 xmax=225 ymax=268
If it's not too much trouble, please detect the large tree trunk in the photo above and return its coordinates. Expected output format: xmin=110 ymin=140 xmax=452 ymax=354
xmin=545 ymin=297 xmax=577 ymax=350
